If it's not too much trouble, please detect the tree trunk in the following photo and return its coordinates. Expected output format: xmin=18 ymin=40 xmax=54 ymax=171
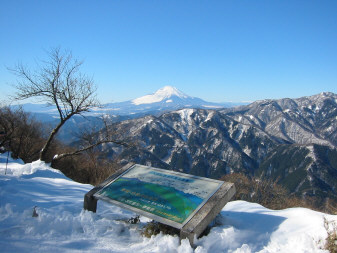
xmin=39 ymin=119 xmax=66 ymax=161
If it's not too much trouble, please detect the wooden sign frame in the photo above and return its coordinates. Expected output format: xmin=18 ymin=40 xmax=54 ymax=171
xmin=84 ymin=163 xmax=235 ymax=245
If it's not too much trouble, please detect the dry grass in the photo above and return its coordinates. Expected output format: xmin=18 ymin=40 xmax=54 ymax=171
xmin=141 ymin=221 xmax=179 ymax=238
xmin=221 ymin=173 xmax=316 ymax=210
xmin=324 ymin=217 xmax=337 ymax=253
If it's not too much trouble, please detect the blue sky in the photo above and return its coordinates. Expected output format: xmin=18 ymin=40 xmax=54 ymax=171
xmin=1 ymin=0 xmax=336 ymax=104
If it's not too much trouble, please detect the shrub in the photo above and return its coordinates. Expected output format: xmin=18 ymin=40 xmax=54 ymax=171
xmin=51 ymin=149 xmax=120 ymax=185
xmin=0 ymin=106 xmax=46 ymax=162
xmin=221 ymin=173 xmax=312 ymax=210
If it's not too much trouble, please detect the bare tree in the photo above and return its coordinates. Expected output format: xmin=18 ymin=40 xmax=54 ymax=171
xmin=9 ymin=47 xmax=122 ymax=162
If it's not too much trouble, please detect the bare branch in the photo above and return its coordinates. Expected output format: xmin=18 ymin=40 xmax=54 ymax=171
xmin=53 ymin=139 xmax=127 ymax=161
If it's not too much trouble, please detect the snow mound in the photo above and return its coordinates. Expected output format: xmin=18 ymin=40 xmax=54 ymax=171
xmin=0 ymin=153 xmax=66 ymax=179
xmin=132 ymin=86 xmax=189 ymax=105
xmin=0 ymin=154 xmax=336 ymax=252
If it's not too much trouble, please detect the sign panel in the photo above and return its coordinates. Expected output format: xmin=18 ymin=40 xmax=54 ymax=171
xmin=94 ymin=164 xmax=224 ymax=228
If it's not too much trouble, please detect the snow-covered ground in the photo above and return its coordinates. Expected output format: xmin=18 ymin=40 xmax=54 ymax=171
xmin=0 ymin=152 xmax=336 ymax=252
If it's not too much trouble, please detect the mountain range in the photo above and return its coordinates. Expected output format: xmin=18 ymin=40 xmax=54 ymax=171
xmin=17 ymin=86 xmax=242 ymax=121
xmin=97 ymin=92 xmax=337 ymax=208
xmin=16 ymin=86 xmax=244 ymax=144
xmin=11 ymin=87 xmax=337 ymax=208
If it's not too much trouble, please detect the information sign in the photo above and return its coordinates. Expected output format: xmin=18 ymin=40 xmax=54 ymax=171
xmin=93 ymin=164 xmax=224 ymax=229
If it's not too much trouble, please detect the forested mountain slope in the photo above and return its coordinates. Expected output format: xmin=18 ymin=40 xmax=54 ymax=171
xmin=101 ymin=92 xmax=337 ymax=203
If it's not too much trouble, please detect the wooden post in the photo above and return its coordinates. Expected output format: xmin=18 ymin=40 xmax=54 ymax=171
xmin=180 ymin=182 xmax=236 ymax=246
xmin=83 ymin=163 xmax=134 ymax=212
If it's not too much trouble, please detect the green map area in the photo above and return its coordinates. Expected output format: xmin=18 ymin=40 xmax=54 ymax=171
xmin=100 ymin=177 xmax=203 ymax=224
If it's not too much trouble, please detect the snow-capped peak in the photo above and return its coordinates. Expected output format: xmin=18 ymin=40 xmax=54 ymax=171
xmin=132 ymin=86 xmax=189 ymax=105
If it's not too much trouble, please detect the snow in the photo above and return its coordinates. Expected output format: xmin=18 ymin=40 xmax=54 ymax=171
xmin=205 ymin=111 xmax=215 ymax=122
xmin=243 ymin=147 xmax=252 ymax=156
xmin=305 ymin=145 xmax=316 ymax=161
xmin=132 ymin=86 xmax=189 ymax=105
xmin=201 ymin=105 xmax=223 ymax=109
xmin=1 ymin=152 xmax=336 ymax=252
xmin=177 ymin=108 xmax=194 ymax=125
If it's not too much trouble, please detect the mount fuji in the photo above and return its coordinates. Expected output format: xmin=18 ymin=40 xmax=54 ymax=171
xmin=132 ymin=86 xmax=190 ymax=105
xmin=100 ymin=86 xmax=233 ymax=116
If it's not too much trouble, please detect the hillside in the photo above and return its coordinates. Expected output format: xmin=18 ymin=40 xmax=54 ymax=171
xmin=0 ymin=154 xmax=336 ymax=252
xmin=100 ymin=92 xmax=337 ymax=205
